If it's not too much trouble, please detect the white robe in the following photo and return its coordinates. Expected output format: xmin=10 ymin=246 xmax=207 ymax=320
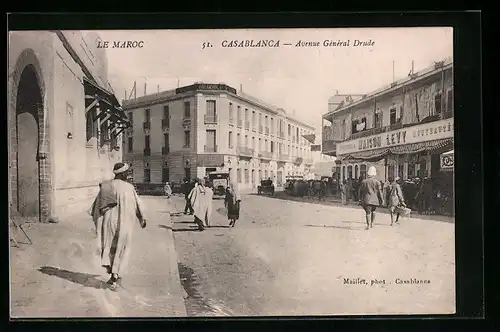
xmin=90 ymin=179 xmax=146 ymax=275
xmin=188 ymin=184 xmax=213 ymax=227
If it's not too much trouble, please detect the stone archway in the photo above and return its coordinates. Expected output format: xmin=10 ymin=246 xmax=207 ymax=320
xmin=16 ymin=65 xmax=42 ymax=217
xmin=9 ymin=48 xmax=52 ymax=222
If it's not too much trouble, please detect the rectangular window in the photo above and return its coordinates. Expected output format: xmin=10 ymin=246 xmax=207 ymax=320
xmin=252 ymin=111 xmax=256 ymax=125
xmin=162 ymin=167 xmax=170 ymax=183
xmin=163 ymin=105 xmax=169 ymax=119
xmin=271 ymin=118 xmax=274 ymax=134
xmin=229 ymin=102 xmax=234 ymax=120
xmin=374 ymin=111 xmax=382 ymax=128
xmin=252 ymin=137 xmax=255 ymax=150
xmin=446 ymin=89 xmax=454 ymax=112
xmin=237 ymin=133 xmax=241 ymax=146
xmin=145 ymin=109 xmax=151 ymax=122
xmin=288 ymin=124 xmax=291 ymax=135
xmin=184 ymin=101 xmax=191 ymax=118
xmin=164 ymin=133 xmax=169 ymax=148
xmin=145 ymin=135 xmax=150 ymax=149
xmin=259 ymin=113 xmax=262 ymax=126
xmin=435 ymin=93 xmax=442 ymax=115
xmin=237 ymin=106 xmax=242 ymax=122
xmin=184 ymin=130 xmax=190 ymax=148
xmin=244 ymin=169 xmax=249 ymax=183
xmin=128 ymin=137 xmax=133 ymax=152
xmin=206 ymin=130 xmax=216 ymax=151
xmin=144 ymin=168 xmax=151 ymax=183
xmin=265 ymin=139 xmax=268 ymax=151
xmin=259 ymin=138 xmax=262 ymax=150
xmin=390 ymin=107 xmax=397 ymax=124
xmin=184 ymin=167 xmax=191 ymax=181
xmin=206 ymin=100 xmax=216 ymax=117
xmin=228 ymin=131 xmax=233 ymax=148
xmin=237 ymin=168 xmax=242 ymax=183
xmin=244 ymin=135 xmax=248 ymax=147
xmin=271 ymin=141 xmax=274 ymax=153
xmin=128 ymin=112 xmax=134 ymax=125
xmin=265 ymin=116 xmax=268 ymax=127
xmin=245 ymin=108 xmax=248 ymax=121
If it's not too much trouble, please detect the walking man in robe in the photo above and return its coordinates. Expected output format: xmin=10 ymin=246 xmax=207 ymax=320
xmin=358 ymin=166 xmax=384 ymax=230
xmin=188 ymin=178 xmax=214 ymax=231
xmin=90 ymin=162 xmax=147 ymax=291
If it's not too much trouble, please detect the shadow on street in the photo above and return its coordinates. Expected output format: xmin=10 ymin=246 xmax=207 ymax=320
xmin=38 ymin=266 xmax=107 ymax=289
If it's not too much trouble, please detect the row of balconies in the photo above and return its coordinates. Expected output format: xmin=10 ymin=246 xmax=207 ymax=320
xmin=140 ymin=116 xmax=217 ymax=131
xmin=142 ymin=147 xmax=170 ymax=156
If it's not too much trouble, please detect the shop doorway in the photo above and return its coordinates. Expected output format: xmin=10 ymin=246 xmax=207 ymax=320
xmin=15 ymin=65 xmax=42 ymax=218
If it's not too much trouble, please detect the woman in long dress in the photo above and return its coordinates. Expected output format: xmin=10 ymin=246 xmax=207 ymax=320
xmin=225 ymin=181 xmax=241 ymax=227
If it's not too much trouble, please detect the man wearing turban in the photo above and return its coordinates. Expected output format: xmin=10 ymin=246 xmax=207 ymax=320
xmin=89 ymin=162 xmax=147 ymax=290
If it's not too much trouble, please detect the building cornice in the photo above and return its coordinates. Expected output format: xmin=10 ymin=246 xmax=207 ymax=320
xmin=323 ymin=62 xmax=453 ymax=119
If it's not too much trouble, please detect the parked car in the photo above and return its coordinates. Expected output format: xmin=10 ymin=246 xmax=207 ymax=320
xmin=257 ymin=179 xmax=275 ymax=195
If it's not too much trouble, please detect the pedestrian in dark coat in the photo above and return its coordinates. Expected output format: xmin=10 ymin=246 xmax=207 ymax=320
xmin=183 ymin=179 xmax=194 ymax=215
xmin=358 ymin=166 xmax=384 ymax=230
xmin=387 ymin=177 xmax=406 ymax=226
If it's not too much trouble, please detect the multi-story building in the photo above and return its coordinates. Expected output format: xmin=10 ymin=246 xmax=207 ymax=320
xmin=8 ymin=31 xmax=129 ymax=222
xmin=122 ymin=83 xmax=315 ymax=191
xmin=322 ymin=58 xmax=454 ymax=183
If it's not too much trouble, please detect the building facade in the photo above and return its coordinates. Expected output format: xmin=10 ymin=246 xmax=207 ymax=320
xmin=8 ymin=31 xmax=129 ymax=222
xmin=122 ymin=83 xmax=315 ymax=191
xmin=322 ymin=58 xmax=454 ymax=183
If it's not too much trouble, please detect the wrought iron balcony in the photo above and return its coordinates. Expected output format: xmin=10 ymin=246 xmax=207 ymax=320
xmin=162 ymin=118 xmax=169 ymax=129
xmin=279 ymin=154 xmax=290 ymax=162
xmin=143 ymin=148 xmax=151 ymax=156
xmin=204 ymin=145 xmax=217 ymax=153
xmin=322 ymin=140 xmax=337 ymax=156
xmin=204 ymin=115 xmax=218 ymax=124
xmin=236 ymin=146 xmax=254 ymax=157
xmin=182 ymin=117 xmax=191 ymax=126
xmin=143 ymin=122 xmax=150 ymax=130
xmin=162 ymin=146 xmax=169 ymax=155
xmin=258 ymin=151 xmax=273 ymax=159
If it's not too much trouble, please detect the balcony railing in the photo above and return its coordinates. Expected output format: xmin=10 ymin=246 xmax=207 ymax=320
xmin=143 ymin=148 xmax=151 ymax=156
xmin=258 ymin=125 xmax=263 ymax=133
xmin=162 ymin=118 xmax=169 ymax=129
xmin=279 ymin=154 xmax=290 ymax=162
xmin=229 ymin=117 xmax=234 ymax=125
xmin=322 ymin=140 xmax=337 ymax=155
xmin=245 ymin=121 xmax=250 ymax=130
xmin=204 ymin=114 xmax=218 ymax=124
xmin=236 ymin=146 xmax=254 ymax=157
xmin=162 ymin=146 xmax=169 ymax=155
xmin=204 ymin=145 xmax=217 ymax=153
xmin=258 ymin=151 xmax=273 ymax=159
xmin=237 ymin=119 xmax=243 ymax=128
xmin=182 ymin=117 xmax=191 ymax=126
xmin=143 ymin=122 xmax=150 ymax=130
xmin=303 ymin=158 xmax=314 ymax=165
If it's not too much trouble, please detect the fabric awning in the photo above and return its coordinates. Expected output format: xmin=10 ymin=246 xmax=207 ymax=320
xmin=84 ymin=77 xmax=131 ymax=128
xmin=340 ymin=138 xmax=454 ymax=163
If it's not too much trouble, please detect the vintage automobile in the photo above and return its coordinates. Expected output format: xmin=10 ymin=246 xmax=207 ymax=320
xmin=257 ymin=179 xmax=275 ymax=195
xmin=208 ymin=171 xmax=230 ymax=198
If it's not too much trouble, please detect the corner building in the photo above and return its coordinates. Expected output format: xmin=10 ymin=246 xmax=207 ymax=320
xmin=122 ymin=83 xmax=315 ymax=191
xmin=322 ymin=58 xmax=454 ymax=183
xmin=8 ymin=31 xmax=129 ymax=222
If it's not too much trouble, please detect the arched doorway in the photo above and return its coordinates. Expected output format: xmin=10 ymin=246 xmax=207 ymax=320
xmin=16 ymin=65 xmax=42 ymax=217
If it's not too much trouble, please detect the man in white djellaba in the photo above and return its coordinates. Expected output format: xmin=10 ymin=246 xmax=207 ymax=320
xmin=90 ymin=162 xmax=147 ymax=290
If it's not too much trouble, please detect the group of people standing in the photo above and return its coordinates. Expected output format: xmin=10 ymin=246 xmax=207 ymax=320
xmin=181 ymin=177 xmax=242 ymax=231
xmin=355 ymin=166 xmax=408 ymax=230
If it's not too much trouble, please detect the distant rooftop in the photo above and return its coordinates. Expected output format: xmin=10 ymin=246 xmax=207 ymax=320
xmin=122 ymin=81 xmax=315 ymax=130
xmin=324 ymin=56 xmax=453 ymax=117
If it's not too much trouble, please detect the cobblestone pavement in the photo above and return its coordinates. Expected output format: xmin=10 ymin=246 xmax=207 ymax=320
xmin=171 ymin=194 xmax=455 ymax=317
xmin=10 ymin=196 xmax=186 ymax=318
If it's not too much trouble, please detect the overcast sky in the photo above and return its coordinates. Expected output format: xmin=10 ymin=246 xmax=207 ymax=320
xmin=97 ymin=28 xmax=452 ymax=140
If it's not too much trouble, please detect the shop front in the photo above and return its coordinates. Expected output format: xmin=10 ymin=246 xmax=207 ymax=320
xmin=336 ymin=118 xmax=454 ymax=182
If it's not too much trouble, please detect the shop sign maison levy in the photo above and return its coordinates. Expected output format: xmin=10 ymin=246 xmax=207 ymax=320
xmin=336 ymin=119 xmax=454 ymax=155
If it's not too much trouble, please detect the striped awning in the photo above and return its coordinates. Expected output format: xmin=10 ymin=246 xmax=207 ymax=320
xmin=340 ymin=138 xmax=454 ymax=163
